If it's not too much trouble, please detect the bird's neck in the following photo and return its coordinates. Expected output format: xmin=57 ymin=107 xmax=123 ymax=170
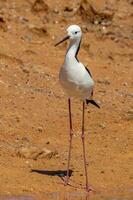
xmin=65 ymin=38 xmax=81 ymax=62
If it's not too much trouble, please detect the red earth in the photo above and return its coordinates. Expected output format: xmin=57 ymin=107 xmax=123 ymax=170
xmin=0 ymin=0 xmax=132 ymax=199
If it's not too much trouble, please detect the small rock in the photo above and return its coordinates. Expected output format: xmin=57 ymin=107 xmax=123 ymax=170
xmin=19 ymin=16 xmax=29 ymax=23
xmin=101 ymin=26 xmax=108 ymax=34
xmin=52 ymin=35 xmax=55 ymax=40
xmin=97 ymin=79 xmax=110 ymax=85
xmin=16 ymin=146 xmax=40 ymax=160
xmin=53 ymin=8 xmax=59 ymax=14
xmin=36 ymin=126 xmax=43 ymax=132
xmin=29 ymin=25 xmax=48 ymax=36
xmin=108 ymin=55 xmax=114 ymax=60
xmin=32 ymin=0 xmax=49 ymax=13
xmin=22 ymin=68 xmax=30 ymax=74
xmin=114 ymin=37 xmax=119 ymax=43
xmin=39 ymin=148 xmax=58 ymax=159
xmin=25 ymin=160 xmax=29 ymax=164
xmin=0 ymin=16 xmax=7 ymax=31
xmin=125 ymin=110 xmax=133 ymax=121
xmin=99 ymin=123 xmax=106 ymax=129
xmin=16 ymin=145 xmax=58 ymax=160
xmin=21 ymin=136 xmax=30 ymax=143
xmin=64 ymin=6 xmax=73 ymax=12
xmin=98 ymin=90 xmax=106 ymax=93
xmin=101 ymin=20 xmax=112 ymax=26
xmin=123 ymin=82 xmax=128 ymax=86
xmin=94 ymin=20 xmax=99 ymax=25
xmin=21 ymin=35 xmax=32 ymax=42
xmin=53 ymin=20 xmax=59 ymax=24
xmin=126 ymin=93 xmax=133 ymax=98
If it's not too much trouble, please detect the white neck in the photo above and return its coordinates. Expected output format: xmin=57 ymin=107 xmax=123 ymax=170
xmin=65 ymin=38 xmax=81 ymax=61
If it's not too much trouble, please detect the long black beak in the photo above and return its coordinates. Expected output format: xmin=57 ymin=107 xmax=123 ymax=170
xmin=55 ymin=35 xmax=70 ymax=47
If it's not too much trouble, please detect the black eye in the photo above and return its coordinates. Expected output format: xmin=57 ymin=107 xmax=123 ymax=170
xmin=75 ymin=31 xmax=78 ymax=34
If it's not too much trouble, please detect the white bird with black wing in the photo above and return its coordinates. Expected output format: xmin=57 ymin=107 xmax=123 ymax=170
xmin=55 ymin=24 xmax=100 ymax=192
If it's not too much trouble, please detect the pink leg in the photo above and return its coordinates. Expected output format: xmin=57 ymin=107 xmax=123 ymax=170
xmin=81 ymin=101 xmax=91 ymax=192
xmin=64 ymin=98 xmax=73 ymax=186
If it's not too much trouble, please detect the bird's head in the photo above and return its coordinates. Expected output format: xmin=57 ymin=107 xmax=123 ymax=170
xmin=55 ymin=25 xmax=82 ymax=47
xmin=67 ymin=25 xmax=82 ymax=40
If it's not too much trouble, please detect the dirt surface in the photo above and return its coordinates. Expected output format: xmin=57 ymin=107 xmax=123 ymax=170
xmin=0 ymin=0 xmax=133 ymax=199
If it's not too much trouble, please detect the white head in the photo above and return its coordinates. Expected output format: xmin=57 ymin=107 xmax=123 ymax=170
xmin=67 ymin=25 xmax=82 ymax=40
xmin=55 ymin=25 xmax=82 ymax=46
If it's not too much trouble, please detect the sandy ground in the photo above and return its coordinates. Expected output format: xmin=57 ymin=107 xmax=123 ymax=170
xmin=0 ymin=0 xmax=133 ymax=199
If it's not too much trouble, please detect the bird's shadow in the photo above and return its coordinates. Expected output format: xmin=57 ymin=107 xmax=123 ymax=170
xmin=31 ymin=169 xmax=73 ymax=178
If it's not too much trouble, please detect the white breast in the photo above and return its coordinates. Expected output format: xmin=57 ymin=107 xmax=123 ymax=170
xmin=59 ymin=60 xmax=94 ymax=99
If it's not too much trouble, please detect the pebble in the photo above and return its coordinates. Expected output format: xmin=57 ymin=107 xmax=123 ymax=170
xmin=101 ymin=20 xmax=112 ymax=26
xmin=36 ymin=126 xmax=43 ymax=132
xmin=21 ymin=35 xmax=32 ymax=42
xmin=53 ymin=8 xmax=59 ymax=14
xmin=99 ymin=123 xmax=106 ymax=129
xmin=94 ymin=20 xmax=99 ymax=25
xmin=64 ymin=6 xmax=73 ymax=12
xmin=123 ymin=82 xmax=128 ymax=86
xmin=53 ymin=20 xmax=59 ymax=24
xmin=19 ymin=16 xmax=29 ymax=23
xmin=97 ymin=79 xmax=111 ymax=85
xmin=101 ymin=26 xmax=108 ymax=34
xmin=52 ymin=35 xmax=55 ymax=40
xmin=32 ymin=0 xmax=49 ymax=13
xmin=125 ymin=110 xmax=133 ymax=121
xmin=39 ymin=148 xmax=58 ymax=159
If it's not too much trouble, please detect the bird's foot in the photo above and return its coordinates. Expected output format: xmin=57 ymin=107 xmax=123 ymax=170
xmin=61 ymin=176 xmax=95 ymax=192
xmin=61 ymin=177 xmax=81 ymax=189
xmin=61 ymin=176 xmax=69 ymax=186
xmin=85 ymin=185 xmax=95 ymax=193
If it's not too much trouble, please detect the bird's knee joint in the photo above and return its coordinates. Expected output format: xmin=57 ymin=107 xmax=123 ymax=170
xmin=70 ymin=133 xmax=73 ymax=138
xmin=70 ymin=131 xmax=73 ymax=138
xmin=70 ymin=129 xmax=73 ymax=134
xmin=81 ymin=134 xmax=85 ymax=139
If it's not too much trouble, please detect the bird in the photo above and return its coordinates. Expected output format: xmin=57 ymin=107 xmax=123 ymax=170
xmin=55 ymin=24 xmax=100 ymax=192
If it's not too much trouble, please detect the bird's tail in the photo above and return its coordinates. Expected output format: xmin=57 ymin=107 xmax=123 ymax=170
xmin=86 ymin=99 xmax=100 ymax=109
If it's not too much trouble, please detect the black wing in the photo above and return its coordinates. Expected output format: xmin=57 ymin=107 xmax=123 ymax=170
xmin=85 ymin=66 xmax=92 ymax=78
xmin=86 ymin=99 xmax=100 ymax=108
xmin=75 ymin=39 xmax=82 ymax=62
